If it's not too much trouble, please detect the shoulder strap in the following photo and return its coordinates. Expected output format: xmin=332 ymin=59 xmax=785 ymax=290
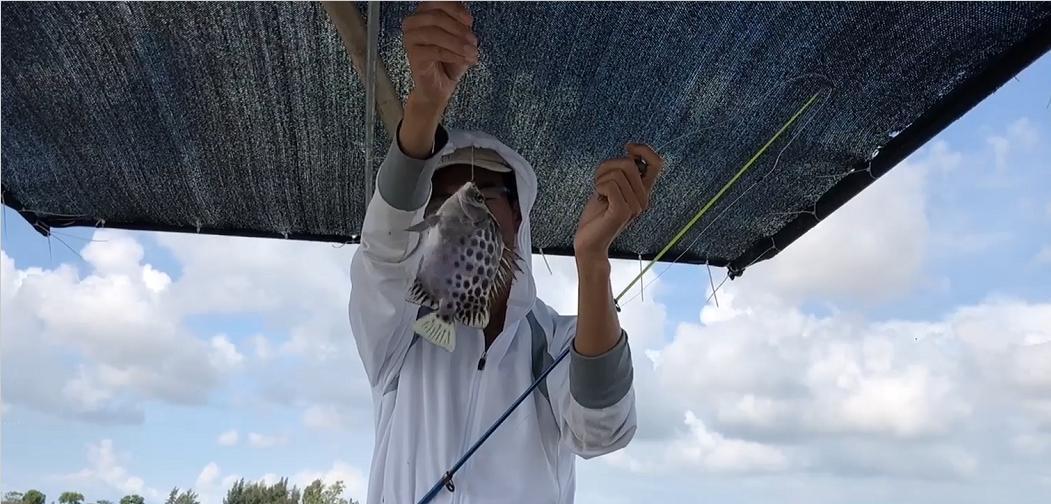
xmin=526 ymin=310 xmax=554 ymax=404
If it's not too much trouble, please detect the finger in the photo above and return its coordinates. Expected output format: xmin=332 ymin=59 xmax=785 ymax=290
xmin=625 ymin=143 xmax=665 ymax=191
xmin=593 ymin=158 xmax=634 ymax=182
xmin=596 ymin=171 xmax=642 ymax=217
xmin=404 ymin=26 xmax=478 ymax=60
xmin=596 ymin=181 xmax=632 ymax=234
xmin=418 ymin=1 xmax=474 ymax=27
xmin=403 ymin=10 xmax=477 ymax=47
xmin=595 ymin=159 xmax=647 ymax=211
xmin=408 ymin=45 xmax=475 ymax=66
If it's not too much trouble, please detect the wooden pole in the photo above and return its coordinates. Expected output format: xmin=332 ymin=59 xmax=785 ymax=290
xmin=321 ymin=1 xmax=403 ymax=136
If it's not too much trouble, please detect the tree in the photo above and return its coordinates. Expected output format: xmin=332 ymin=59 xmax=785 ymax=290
xmin=301 ymin=480 xmax=356 ymax=504
xmin=223 ymin=478 xmax=300 ymax=504
xmin=119 ymin=496 xmax=144 ymax=504
xmin=58 ymin=493 xmax=84 ymax=504
xmin=164 ymin=489 xmax=198 ymax=504
xmin=24 ymin=491 xmax=47 ymax=504
xmin=3 ymin=492 xmax=24 ymax=504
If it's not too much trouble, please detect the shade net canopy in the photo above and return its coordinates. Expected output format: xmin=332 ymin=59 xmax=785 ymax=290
xmin=3 ymin=1 xmax=1050 ymax=276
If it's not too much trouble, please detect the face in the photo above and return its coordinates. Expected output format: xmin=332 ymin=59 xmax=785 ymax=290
xmin=430 ymin=165 xmax=521 ymax=247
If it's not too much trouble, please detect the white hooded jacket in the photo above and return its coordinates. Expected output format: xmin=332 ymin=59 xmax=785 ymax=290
xmin=349 ymin=123 xmax=637 ymax=504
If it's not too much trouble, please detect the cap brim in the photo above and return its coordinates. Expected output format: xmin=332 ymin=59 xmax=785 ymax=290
xmin=434 ymin=159 xmax=513 ymax=173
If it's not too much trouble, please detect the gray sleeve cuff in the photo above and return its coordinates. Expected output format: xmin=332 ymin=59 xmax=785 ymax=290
xmin=570 ymin=331 xmax=634 ymax=409
xmin=376 ymin=120 xmax=450 ymax=211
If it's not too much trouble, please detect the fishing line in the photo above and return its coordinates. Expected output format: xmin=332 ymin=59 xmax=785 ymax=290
xmin=614 ymin=89 xmax=824 ymax=302
xmin=418 ymin=89 xmax=825 ymax=504
xmin=654 ymin=72 xmax=832 ymax=153
xmin=616 ymin=85 xmax=833 ymax=309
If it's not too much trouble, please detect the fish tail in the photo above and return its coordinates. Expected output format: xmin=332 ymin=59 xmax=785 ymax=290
xmin=413 ymin=312 xmax=456 ymax=352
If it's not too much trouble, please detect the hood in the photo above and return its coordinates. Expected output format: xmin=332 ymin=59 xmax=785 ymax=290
xmin=424 ymin=128 xmax=539 ymax=334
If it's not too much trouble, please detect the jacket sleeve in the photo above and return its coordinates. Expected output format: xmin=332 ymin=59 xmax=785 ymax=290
xmin=349 ymin=122 xmax=448 ymax=390
xmin=547 ymin=315 xmax=638 ymax=459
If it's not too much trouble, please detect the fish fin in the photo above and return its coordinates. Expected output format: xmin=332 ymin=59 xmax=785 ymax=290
xmin=455 ymin=301 xmax=489 ymax=329
xmin=496 ymin=244 xmax=523 ymax=288
xmin=406 ymin=279 xmax=439 ymax=309
xmin=405 ymin=215 xmax=439 ymax=233
xmin=413 ymin=312 xmax=456 ymax=352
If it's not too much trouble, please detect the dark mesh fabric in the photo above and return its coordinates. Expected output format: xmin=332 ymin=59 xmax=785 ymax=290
xmin=3 ymin=2 xmax=1050 ymax=275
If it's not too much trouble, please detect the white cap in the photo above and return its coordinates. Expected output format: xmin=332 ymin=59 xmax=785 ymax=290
xmin=434 ymin=146 xmax=513 ymax=173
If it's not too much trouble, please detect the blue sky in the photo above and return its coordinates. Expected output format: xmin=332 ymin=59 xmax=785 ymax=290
xmin=3 ymin=53 xmax=1050 ymax=504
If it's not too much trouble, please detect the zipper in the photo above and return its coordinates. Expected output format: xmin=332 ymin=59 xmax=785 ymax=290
xmin=454 ymin=332 xmax=486 ymax=503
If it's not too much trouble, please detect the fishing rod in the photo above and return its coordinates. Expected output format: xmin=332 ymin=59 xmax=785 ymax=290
xmin=418 ymin=90 xmax=823 ymax=504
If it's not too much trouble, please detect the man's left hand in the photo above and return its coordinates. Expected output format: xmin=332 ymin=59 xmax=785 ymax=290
xmin=574 ymin=143 xmax=664 ymax=261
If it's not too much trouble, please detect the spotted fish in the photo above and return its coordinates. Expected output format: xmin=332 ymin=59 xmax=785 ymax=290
xmin=405 ymin=181 xmax=521 ymax=351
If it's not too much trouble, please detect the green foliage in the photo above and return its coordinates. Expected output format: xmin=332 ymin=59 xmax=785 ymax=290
xmin=164 ymin=488 xmax=198 ymax=504
xmin=301 ymin=480 xmax=355 ymax=504
xmin=58 ymin=493 xmax=84 ymax=504
xmin=24 ymin=491 xmax=47 ymax=504
xmin=4 ymin=478 xmax=359 ymax=504
xmin=3 ymin=492 xmax=25 ymax=504
xmin=223 ymin=478 xmax=301 ymax=504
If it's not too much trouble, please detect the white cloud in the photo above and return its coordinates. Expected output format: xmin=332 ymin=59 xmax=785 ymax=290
xmin=192 ymin=462 xmax=241 ymax=504
xmin=1 ymin=231 xmax=242 ymax=421
xmin=142 ymin=264 xmax=172 ymax=293
xmin=658 ymin=290 xmax=970 ymax=442
xmin=259 ymin=473 xmax=281 ymax=486
xmin=1012 ymin=434 xmax=1050 ymax=456
xmin=740 ymin=142 xmax=945 ymax=305
xmin=61 ymin=439 xmax=160 ymax=501
xmin=253 ymin=334 xmax=275 ymax=360
xmin=82 ymin=233 xmax=145 ymax=276
xmin=196 ymin=462 xmax=221 ymax=488
xmin=303 ymin=404 xmax=348 ymax=431
xmin=247 ymin=432 xmax=288 ymax=449
xmin=1036 ymin=245 xmax=1051 ymax=264
xmin=217 ymin=429 xmax=240 ymax=447
xmin=987 ymin=135 xmax=1011 ymax=172
xmin=986 ymin=117 xmax=1040 ymax=172
xmin=209 ymin=335 xmax=245 ymax=370
xmin=290 ymin=461 xmax=367 ymax=503
xmin=671 ymin=411 xmax=789 ymax=472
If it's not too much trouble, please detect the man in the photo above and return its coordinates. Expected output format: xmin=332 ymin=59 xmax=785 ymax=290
xmin=349 ymin=2 xmax=663 ymax=502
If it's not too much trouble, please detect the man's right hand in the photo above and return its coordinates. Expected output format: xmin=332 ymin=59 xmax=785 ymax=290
xmin=399 ymin=2 xmax=478 ymax=158
xmin=403 ymin=1 xmax=478 ymax=106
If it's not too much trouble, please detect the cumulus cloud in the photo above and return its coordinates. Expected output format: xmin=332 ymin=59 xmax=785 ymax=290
xmin=247 ymin=432 xmax=288 ymax=449
xmin=209 ymin=335 xmax=245 ymax=370
xmin=196 ymin=462 xmax=222 ymax=488
xmin=1 ymin=233 xmax=240 ymax=422
xmin=739 ymin=142 xmax=950 ymax=305
xmin=671 ymin=411 xmax=789 ymax=472
xmin=60 ymin=439 xmax=160 ymax=501
xmin=217 ymin=429 xmax=240 ymax=447
xmin=303 ymin=404 xmax=349 ymax=431
xmin=657 ymin=287 xmax=971 ymax=443
xmin=986 ymin=117 xmax=1040 ymax=172
xmin=290 ymin=461 xmax=367 ymax=502
xmin=1 ymin=226 xmax=370 ymax=424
